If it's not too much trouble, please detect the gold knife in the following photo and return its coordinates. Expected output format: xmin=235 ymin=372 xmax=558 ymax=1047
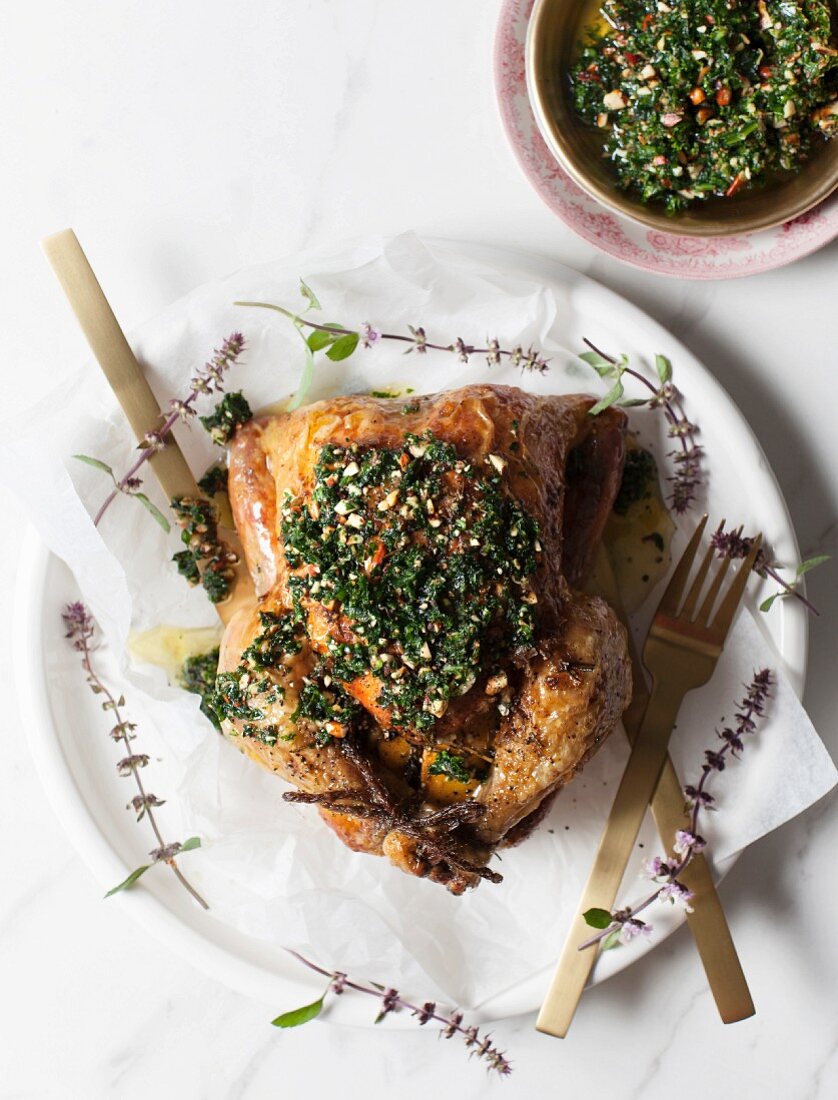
xmin=41 ymin=228 xmax=254 ymax=625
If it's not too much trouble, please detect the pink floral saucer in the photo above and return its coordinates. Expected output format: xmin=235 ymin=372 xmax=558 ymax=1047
xmin=495 ymin=0 xmax=838 ymax=279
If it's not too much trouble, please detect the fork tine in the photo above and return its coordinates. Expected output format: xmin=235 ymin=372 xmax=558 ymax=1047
xmin=695 ymin=553 xmax=732 ymax=626
xmin=679 ymin=542 xmax=716 ymax=620
xmin=656 ymin=514 xmax=708 ymax=617
xmin=709 ymin=534 xmax=763 ymax=637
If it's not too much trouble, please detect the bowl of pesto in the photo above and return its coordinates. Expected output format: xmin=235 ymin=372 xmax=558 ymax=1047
xmin=526 ymin=0 xmax=838 ymax=236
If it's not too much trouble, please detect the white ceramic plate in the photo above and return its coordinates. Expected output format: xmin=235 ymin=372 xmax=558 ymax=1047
xmin=15 ymin=242 xmax=806 ymax=1024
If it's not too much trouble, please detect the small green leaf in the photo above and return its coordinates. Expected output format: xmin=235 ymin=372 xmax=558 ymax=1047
xmin=271 ymin=996 xmax=325 ymax=1028
xmin=73 ymin=454 xmax=115 ymax=477
xmin=655 ymin=354 xmax=673 ymax=384
xmin=307 ymin=329 xmax=336 ymax=352
xmin=583 ymin=907 xmax=614 ymax=929
xmin=134 ymin=493 xmax=171 ymax=533
xmin=759 ymin=593 xmax=781 ymax=613
xmin=617 ymin=397 xmax=649 ymax=408
xmin=289 ymin=342 xmax=316 ymax=412
xmin=601 ymin=929 xmax=622 ymax=951
xmin=589 ymin=380 xmax=624 ymax=416
xmin=105 ymin=863 xmax=151 ymax=897
xmin=299 ymin=279 xmax=321 ymax=312
xmin=578 ymin=351 xmax=615 ymax=378
xmin=326 ymin=332 xmax=360 ymax=361
xmin=179 ymin=836 xmax=202 ymax=853
xmin=795 ymin=554 xmax=829 ymax=578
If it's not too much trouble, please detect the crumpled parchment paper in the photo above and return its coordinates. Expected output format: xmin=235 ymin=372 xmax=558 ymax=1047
xmin=3 ymin=234 xmax=834 ymax=1008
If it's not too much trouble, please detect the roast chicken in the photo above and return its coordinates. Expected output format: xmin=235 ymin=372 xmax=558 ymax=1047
xmin=216 ymin=385 xmax=632 ymax=892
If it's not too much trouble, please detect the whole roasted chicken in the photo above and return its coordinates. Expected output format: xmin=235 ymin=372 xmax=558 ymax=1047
xmin=216 ymin=385 xmax=631 ymax=892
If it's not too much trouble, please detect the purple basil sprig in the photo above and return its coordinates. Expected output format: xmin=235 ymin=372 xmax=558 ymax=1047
xmin=580 ymin=670 xmax=773 ymax=949
xmin=235 ymin=286 xmax=550 ymax=401
xmin=63 ymin=601 xmax=208 ymax=907
xmin=74 ymin=332 xmax=246 ymax=531
xmin=273 ymin=950 xmax=512 ymax=1077
xmin=711 ymin=522 xmax=827 ymax=618
xmin=64 ymin=601 xmax=512 ymax=1072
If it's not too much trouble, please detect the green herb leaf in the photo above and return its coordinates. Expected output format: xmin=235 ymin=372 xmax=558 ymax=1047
xmin=578 ymin=351 xmax=615 ymax=378
xmin=299 ymin=279 xmax=321 ymax=312
xmin=179 ymin=836 xmax=202 ymax=853
xmin=759 ymin=593 xmax=781 ymax=613
xmin=655 ymin=354 xmax=672 ymax=384
xmin=104 ymin=863 xmax=151 ymax=897
xmin=724 ymin=122 xmax=759 ymax=146
xmin=583 ymin=907 xmax=614 ymax=929
xmin=795 ymin=554 xmax=829 ymax=578
xmin=307 ymin=329 xmax=336 ymax=352
xmin=326 ymin=332 xmax=360 ymax=362
xmin=271 ymin=995 xmax=325 ymax=1029
xmin=134 ymin=492 xmax=171 ymax=533
xmin=618 ymin=397 xmax=649 ymax=408
xmin=601 ymin=928 xmax=622 ymax=950
xmin=589 ymin=380 xmax=624 ymax=416
xmin=73 ymin=454 xmax=115 ymax=477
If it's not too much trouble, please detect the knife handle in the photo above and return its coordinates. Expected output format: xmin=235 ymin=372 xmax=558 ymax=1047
xmin=536 ymin=680 xmax=683 ymax=1038
xmin=651 ymin=760 xmax=755 ymax=1024
xmin=588 ymin=546 xmax=754 ymax=1026
xmin=41 ymin=228 xmax=254 ymax=625
xmin=41 ymin=229 xmax=200 ymax=501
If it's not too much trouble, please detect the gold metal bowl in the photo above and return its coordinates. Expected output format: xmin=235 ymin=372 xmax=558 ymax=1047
xmin=526 ymin=0 xmax=838 ymax=238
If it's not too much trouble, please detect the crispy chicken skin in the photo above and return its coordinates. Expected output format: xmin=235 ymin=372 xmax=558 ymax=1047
xmin=219 ymin=385 xmax=631 ymax=892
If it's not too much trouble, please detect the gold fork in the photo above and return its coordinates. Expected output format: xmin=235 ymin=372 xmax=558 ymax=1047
xmin=537 ymin=516 xmax=763 ymax=1038
xmin=592 ymin=546 xmax=755 ymax=1025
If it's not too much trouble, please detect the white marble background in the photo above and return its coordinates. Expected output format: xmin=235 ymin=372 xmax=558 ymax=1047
xmin=0 ymin=2 xmax=836 ymax=1098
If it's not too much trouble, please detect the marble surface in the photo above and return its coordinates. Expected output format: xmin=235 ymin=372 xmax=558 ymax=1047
xmin=0 ymin=2 xmax=836 ymax=1097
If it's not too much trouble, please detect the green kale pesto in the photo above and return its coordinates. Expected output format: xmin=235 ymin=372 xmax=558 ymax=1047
xmin=292 ymin=673 xmax=362 ymax=746
xmin=614 ymin=448 xmax=657 ymax=515
xmin=180 ymin=648 xmax=222 ymax=730
xmin=571 ymin=0 xmax=838 ymax=211
xmin=280 ymin=432 xmax=542 ymax=736
xmin=209 ymin=433 xmax=541 ymax=749
xmin=197 ymin=463 xmax=229 ymax=497
xmin=428 ymin=750 xmax=473 ymax=783
xmin=171 ymin=496 xmax=237 ymax=604
xmin=211 ymin=610 xmax=298 ymax=745
xmin=200 ymin=391 xmax=253 ymax=446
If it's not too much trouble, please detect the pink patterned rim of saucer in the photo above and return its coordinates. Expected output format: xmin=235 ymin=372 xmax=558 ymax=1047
xmin=494 ymin=0 xmax=838 ymax=279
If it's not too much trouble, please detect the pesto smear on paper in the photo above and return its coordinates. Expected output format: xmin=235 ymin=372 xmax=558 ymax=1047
xmin=571 ymin=0 xmax=838 ymax=211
